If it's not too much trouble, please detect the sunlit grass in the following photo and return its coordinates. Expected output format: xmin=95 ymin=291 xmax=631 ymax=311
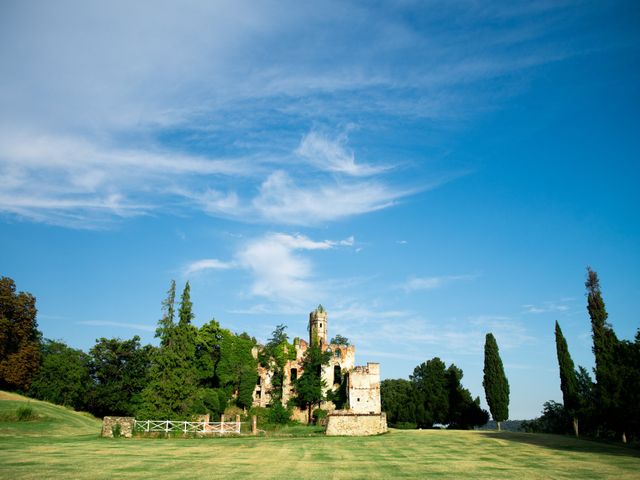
xmin=1 ymin=392 xmax=639 ymax=479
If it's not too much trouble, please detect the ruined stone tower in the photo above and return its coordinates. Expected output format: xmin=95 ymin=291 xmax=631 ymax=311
xmin=252 ymin=304 xmax=387 ymax=434
xmin=309 ymin=304 xmax=328 ymax=347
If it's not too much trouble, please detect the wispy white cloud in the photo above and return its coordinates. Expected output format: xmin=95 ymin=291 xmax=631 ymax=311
xmin=269 ymin=233 xmax=335 ymax=250
xmin=251 ymin=170 xmax=417 ymax=225
xmin=339 ymin=236 xmax=355 ymax=246
xmin=522 ymin=299 xmax=572 ymax=314
xmin=0 ymin=1 xmax=605 ymax=228
xmin=401 ymin=274 xmax=478 ymax=292
xmin=295 ymin=130 xmax=390 ymax=176
xmin=183 ymin=259 xmax=236 ymax=277
xmin=0 ymin=129 xmax=422 ymax=227
xmin=77 ymin=320 xmax=155 ymax=332
xmin=0 ymin=131 xmax=253 ymax=228
xmin=185 ymin=232 xmax=354 ymax=307
xmin=235 ymin=232 xmax=356 ymax=306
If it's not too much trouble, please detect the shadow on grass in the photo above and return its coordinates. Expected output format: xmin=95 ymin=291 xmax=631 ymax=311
xmin=477 ymin=431 xmax=640 ymax=458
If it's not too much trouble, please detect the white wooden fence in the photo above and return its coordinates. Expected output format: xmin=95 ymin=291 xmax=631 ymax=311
xmin=134 ymin=419 xmax=242 ymax=435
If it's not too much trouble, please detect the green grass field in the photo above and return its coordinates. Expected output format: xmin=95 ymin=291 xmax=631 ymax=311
xmin=1 ymin=392 xmax=639 ymax=479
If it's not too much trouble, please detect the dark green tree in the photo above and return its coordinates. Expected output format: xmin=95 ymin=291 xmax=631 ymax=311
xmin=193 ymin=319 xmax=258 ymax=417
xmin=294 ymin=342 xmax=331 ymax=423
xmin=260 ymin=324 xmax=295 ymax=402
xmin=382 ymin=361 xmax=487 ymax=429
xmin=213 ymin=328 xmax=258 ymax=410
xmin=574 ymin=366 xmax=597 ymax=436
xmin=327 ymin=371 xmax=349 ymax=410
xmin=329 ymin=335 xmax=350 ymax=346
xmin=0 ymin=276 xmax=41 ymax=392
xmin=88 ymin=336 xmax=153 ymax=417
xmin=178 ymin=281 xmax=194 ymax=325
xmin=445 ymin=365 xmax=489 ymax=429
xmin=410 ymin=357 xmax=449 ymax=427
xmin=521 ymin=401 xmax=571 ymax=434
xmin=195 ymin=320 xmax=223 ymax=384
xmin=483 ymin=333 xmax=509 ymax=430
xmin=555 ymin=321 xmax=580 ymax=437
xmin=615 ymin=334 xmax=640 ymax=442
xmin=586 ymin=267 xmax=624 ymax=440
xmin=381 ymin=379 xmax=418 ymax=427
xmin=139 ymin=282 xmax=199 ymax=419
xmin=30 ymin=339 xmax=92 ymax=410
xmin=155 ymin=280 xmax=176 ymax=345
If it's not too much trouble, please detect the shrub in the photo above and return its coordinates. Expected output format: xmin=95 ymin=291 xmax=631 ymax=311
xmin=394 ymin=422 xmax=417 ymax=430
xmin=16 ymin=405 xmax=36 ymax=421
xmin=312 ymin=408 xmax=328 ymax=425
xmin=111 ymin=423 xmax=122 ymax=438
xmin=248 ymin=406 xmax=269 ymax=425
xmin=268 ymin=402 xmax=291 ymax=425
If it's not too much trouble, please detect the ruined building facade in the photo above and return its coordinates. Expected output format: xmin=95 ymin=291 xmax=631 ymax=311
xmin=252 ymin=305 xmax=387 ymax=434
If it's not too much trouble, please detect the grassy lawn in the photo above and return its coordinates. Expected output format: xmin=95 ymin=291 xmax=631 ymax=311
xmin=1 ymin=393 xmax=639 ymax=479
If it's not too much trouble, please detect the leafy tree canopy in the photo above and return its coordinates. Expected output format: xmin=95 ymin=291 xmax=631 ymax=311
xmin=329 ymin=334 xmax=350 ymax=346
xmin=88 ymin=336 xmax=154 ymax=417
xmin=294 ymin=342 xmax=331 ymax=423
xmin=0 ymin=276 xmax=42 ymax=392
xmin=30 ymin=339 xmax=91 ymax=410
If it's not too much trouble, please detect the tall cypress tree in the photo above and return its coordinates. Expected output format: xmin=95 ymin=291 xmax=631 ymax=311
xmin=586 ymin=267 xmax=617 ymax=385
xmin=483 ymin=333 xmax=509 ymax=431
xmin=178 ymin=281 xmax=194 ymax=325
xmin=586 ymin=267 xmax=623 ymax=439
xmin=155 ymin=280 xmax=176 ymax=345
xmin=555 ymin=321 xmax=580 ymax=437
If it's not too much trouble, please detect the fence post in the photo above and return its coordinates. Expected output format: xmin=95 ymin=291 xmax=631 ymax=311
xmin=252 ymin=415 xmax=257 ymax=435
xmin=220 ymin=414 xmax=225 ymax=435
xmin=236 ymin=414 xmax=240 ymax=433
xmin=165 ymin=420 xmax=169 ymax=434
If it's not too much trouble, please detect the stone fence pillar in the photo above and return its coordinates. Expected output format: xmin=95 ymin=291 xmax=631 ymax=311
xmin=101 ymin=417 xmax=135 ymax=438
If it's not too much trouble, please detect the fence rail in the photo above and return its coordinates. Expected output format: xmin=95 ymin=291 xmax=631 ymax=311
xmin=134 ymin=419 xmax=241 ymax=435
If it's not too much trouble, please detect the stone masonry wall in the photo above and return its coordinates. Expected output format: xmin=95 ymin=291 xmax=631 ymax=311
xmin=325 ymin=412 xmax=388 ymax=436
xmin=348 ymin=362 xmax=381 ymax=414
xmin=101 ymin=416 xmax=135 ymax=438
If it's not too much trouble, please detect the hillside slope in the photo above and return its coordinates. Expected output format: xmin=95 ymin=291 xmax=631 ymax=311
xmin=0 ymin=391 xmax=101 ymax=437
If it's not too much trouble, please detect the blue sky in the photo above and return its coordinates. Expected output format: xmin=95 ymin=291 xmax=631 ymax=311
xmin=1 ymin=1 xmax=638 ymax=419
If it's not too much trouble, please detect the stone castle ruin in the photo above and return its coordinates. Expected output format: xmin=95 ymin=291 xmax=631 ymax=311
xmin=252 ymin=305 xmax=387 ymax=435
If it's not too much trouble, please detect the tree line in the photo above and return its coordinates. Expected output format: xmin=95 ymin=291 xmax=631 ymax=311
xmin=0 ymin=277 xmax=261 ymax=420
xmin=1 ymin=273 xmax=507 ymax=427
xmin=0 ymin=275 xmax=343 ymax=424
xmin=524 ymin=267 xmax=640 ymax=443
xmin=380 ymin=331 xmax=510 ymax=430
xmin=381 ymin=358 xmax=487 ymax=429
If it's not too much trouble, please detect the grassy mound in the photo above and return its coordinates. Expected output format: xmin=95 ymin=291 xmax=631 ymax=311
xmin=0 ymin=391 xmax=100 ymax=437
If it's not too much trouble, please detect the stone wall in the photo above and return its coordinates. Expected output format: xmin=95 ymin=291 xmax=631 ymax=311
xmin=348 ymin=362 xmax=381 ymax=414
xmin=101 ymin=416 xmax=135 ymax=438
xmin=325 ymin=412 xmax=388 ymax=436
